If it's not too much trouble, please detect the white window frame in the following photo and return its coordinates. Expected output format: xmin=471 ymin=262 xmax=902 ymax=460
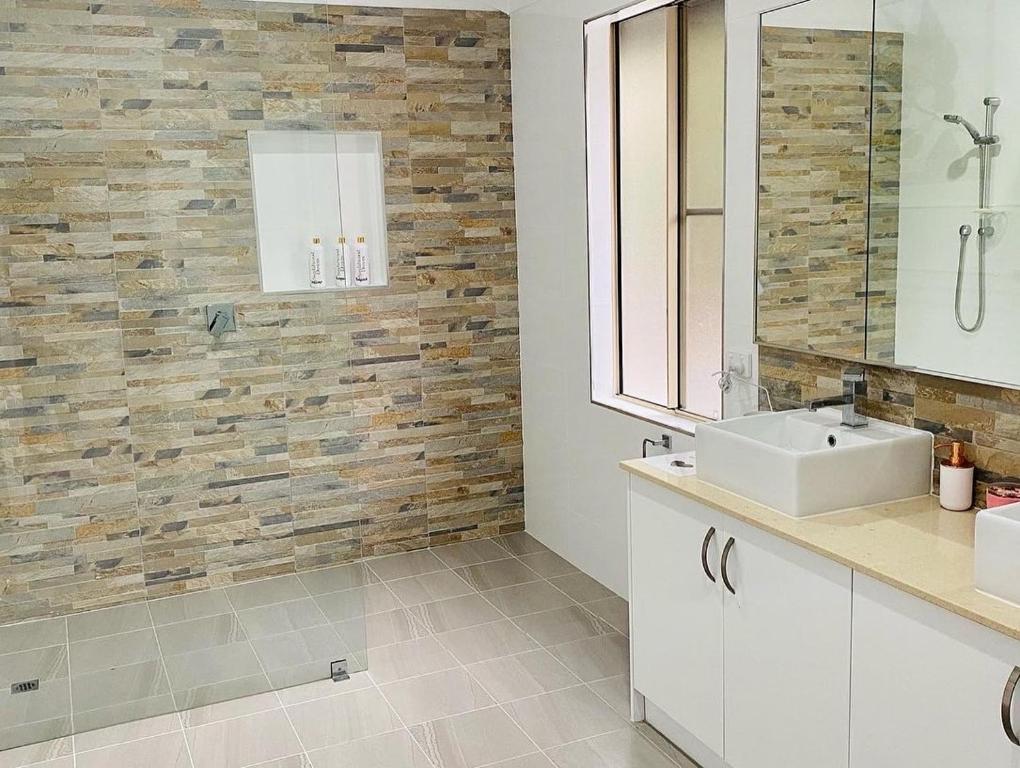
xmin=585 ymin=0 xmax=725 ymax=434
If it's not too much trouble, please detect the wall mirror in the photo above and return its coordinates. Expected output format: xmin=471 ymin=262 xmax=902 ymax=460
xmin=756 ymin=0 xmax=1019 ymax=389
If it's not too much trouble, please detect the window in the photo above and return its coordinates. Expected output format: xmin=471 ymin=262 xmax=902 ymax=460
xmin=585 ymin=0 xmax=725 ymax=426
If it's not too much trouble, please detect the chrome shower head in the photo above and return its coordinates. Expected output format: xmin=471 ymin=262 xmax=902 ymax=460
xmin=943 ymin=113 xmax=984 ymax=144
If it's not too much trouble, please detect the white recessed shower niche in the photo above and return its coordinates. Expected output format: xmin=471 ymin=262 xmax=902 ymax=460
xmin=248 ymin=130 xmax=389 ymax=293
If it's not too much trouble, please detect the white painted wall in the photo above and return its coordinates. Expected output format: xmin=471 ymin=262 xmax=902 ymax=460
xmin=511 ymin=0 xmax=773 ymax=595
xmin=884 ymin=0 xmax=1020 ymax=386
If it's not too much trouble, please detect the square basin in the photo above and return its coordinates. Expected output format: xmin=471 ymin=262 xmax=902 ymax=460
xmin=975 ymin=503 xmax=1020 ymax=606
xmin=695 ymin=407 xmax=933 ymax=517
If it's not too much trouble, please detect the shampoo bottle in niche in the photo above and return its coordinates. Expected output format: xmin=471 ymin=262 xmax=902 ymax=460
xmin=939 ymin=441 xmax=974 ymax=511
xmin=309 ymin=237 xmax=325 ymax=288
xmin=353 ymin=236 xmax=370 ymax=284
xmin=335 ymin=236 xmax=349 ymax=287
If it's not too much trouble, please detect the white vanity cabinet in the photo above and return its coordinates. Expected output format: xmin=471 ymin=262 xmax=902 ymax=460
xmin=851 ymin=575 xmax=1020 ymax=768
xmin=628 ymin=477 xmax=852 ymax=768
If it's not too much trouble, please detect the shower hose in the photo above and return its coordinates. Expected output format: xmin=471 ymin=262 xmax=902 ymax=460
xmin=955 ymin=223 xmax=985 ymax=332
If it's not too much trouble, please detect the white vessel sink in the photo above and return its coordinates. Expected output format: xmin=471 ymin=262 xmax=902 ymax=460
xmin=975 ymin=504 xmax=1020 ymax=606
xmin=695 ymin=408 xmax=933 ymax=517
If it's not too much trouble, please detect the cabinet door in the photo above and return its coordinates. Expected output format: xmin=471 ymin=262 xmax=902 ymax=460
xmin=851 ymin=575 xmax=1020 ymax=768
xmin=629 ymin=478 xmax=724 ymax=756
xmin=722 ymin=518 xmax=852 ymax=768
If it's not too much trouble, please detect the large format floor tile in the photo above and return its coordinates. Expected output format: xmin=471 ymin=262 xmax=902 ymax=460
xmin=185 ymin=709 xmax=302 ymax=768
xmin=409 ymin=706 xmax=537 ymax=768
xmin=503 ymin=686 xmax=627 ymax=749
xmin=0 ymin=535 xmax=666 ymax=768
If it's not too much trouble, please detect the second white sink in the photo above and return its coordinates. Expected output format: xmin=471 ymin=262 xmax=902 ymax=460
xmin=975 ymin=503 xmax=1020 ymax=606
xmin=695 ymin=408 xmax=933 ymax=517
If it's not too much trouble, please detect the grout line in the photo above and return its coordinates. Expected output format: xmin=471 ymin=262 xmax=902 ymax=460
xmin=64 ymin=617 xmax=76 ymax=768
xmin=141 ymin=600 xmax=195 ymax=768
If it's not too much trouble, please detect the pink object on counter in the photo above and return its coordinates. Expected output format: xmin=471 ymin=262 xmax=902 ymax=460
xmin=987 ymin=483 xmax=1020 ymax=507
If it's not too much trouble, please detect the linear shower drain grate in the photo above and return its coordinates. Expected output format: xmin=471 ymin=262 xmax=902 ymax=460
xmin=11 ymin=679 xmax=40 ymax=694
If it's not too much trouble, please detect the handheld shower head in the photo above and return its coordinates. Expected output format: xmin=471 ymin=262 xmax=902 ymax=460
xmin=943 ymin=113 xmax=984 ymax=144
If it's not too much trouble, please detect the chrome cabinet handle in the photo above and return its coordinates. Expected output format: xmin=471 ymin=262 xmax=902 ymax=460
xmin=701 ymin=527 xmax=717 ymax=583
xmin=1003 ymin=666 xmax=1020 ymax=747
xmin=720 ymin=537 xmax=736 ymax=595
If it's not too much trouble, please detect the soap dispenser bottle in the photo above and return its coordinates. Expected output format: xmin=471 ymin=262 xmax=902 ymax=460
xmin=309 ymin=237 xmax=325 ymax=288
xmin=939 ymin=441 xmax=974 ymax=511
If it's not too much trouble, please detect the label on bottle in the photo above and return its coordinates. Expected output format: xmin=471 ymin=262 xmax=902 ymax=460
xmin=353 ymin=236 xmax=370 ymax=284
xmin=309 ymin=241 xmax=324 ymax=287
xmin=335 ymin=239 xmax=348 ymax=286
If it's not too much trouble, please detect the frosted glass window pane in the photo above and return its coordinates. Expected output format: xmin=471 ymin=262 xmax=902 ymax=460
xmin=617 ymin=6 xmax=680 ymax=408
xmin=684 ymin=215 xmax=724 ymax=419
xmin=684 ymin=0 xmax=725 ymax=209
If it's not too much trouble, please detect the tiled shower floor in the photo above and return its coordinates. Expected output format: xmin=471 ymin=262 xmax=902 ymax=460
xmin=1 ymin=533 xmax=695 ymax=768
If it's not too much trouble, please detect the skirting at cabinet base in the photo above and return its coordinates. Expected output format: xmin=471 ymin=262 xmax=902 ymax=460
xmin=642 ymin=699 xmax=726 ymax=768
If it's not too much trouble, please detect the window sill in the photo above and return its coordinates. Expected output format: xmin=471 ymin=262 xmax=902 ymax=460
xmin=591 ymin=394 xmax=713 ymax=437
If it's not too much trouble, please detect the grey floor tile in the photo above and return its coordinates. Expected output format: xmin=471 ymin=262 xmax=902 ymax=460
xmin=435 ymin=620 xmax=538 ymax=665
xmin=387 ymin=570 xmax=474 ymax=606
xmin=12 ymin=758 xmax=73 ymax=768
xmin=515 ymin=606 xmax=615 ymax=647
xmin=495 ymin=533 xmax=549 ymax=557
xmin=69 ymin=629 xmax=161 ymax=676
xmin=75 ymin=731 xmax=191 ymax=768
xmin=362 ymin=608 xmax=429 ymax=648
xmin=467 ymin=649 xmax=579 ymax=703
xmin=588 ymin=675 xmax=632 ymax=719
xmin=0 ymin=645 xmax=68 ymax=685
xmin=235 ymin=597 xmax=329 ymax=639
xmin=409 ymin=705 xmax=536 ymax=768
xmin=379 ymin=668 xmax=493 ymax=725
xmin=549 ymin=634 xmax=629 ymax=683
xmin=186 ymin=708 xmax=302 ymax=768
xmin=67 ymin=604 xmax=152 ymax=643
xmin=0 ymin=737 xmax=72 ymax=768
xmin=0 ymin=619 xmax=66 ymax=657
xmin=633 ymin=722 xmax=699 ymax=767
xmin=173 ymin=674 xmax=273 ymax=712
xmin=70 ymin=659 xmax=169 ymax=712
xmin=453 ymin=559 xmax=541 ymax=591
xmin=313 ymin=588 xmax=371 ymax=623
xmin=409 ymin=593 xmax=502 ymax=634
xmin=432 ymin=539 xmax=509 ymax=569
xmin=148 ymin=590 xmax=233 ymax=627
xmin=0 ymin=719 xmax=72 ymax=757
xmin=275 ymin=670 xmax=374 ymax=707
xmin=367 ymin=635 xmax=459 ymax=684
xmin=488 ymin=755 xmax=557 ymax=768
xmin=548 ymin=573 xmax=614 ymax=604
xmin=250 ymin=625 xmax=343 ymax=673
xmin=286 ymin=687 xmax=402 ymax=750
xmin=73 ymin=694 xmax=177 ymax=734
xmin=367 ymin=550 xmax=447 ymax=582
xmin=224 ymin=575 xmax=308 ymax=612
xmin=179 ymin=690 xmax=282 ymax=728
xmin=503 ymin=686 xmax=626 ymax=749
xmin=0 ymin=679 xmax=70 ymax=737
xmin=584 ymin=597 xmax=630 ymax=636
xmin=481 ymin=581 xmax=575 ymax=618
xmin=298 ymin=563 xmax=375 ymax=596
xmin=546 ymin=728 xmax=680 ymax=768
xmin=163 ymin=641 xmax=264 ymax=692
xmin=517 ymin=551 xmax=578 ymax=578
xmin=304 ymin=729 xmax=433 ymax=768
xmin=72 ymin=712 xmax=181 ymax=754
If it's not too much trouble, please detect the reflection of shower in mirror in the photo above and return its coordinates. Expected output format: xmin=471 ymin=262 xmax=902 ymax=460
xmin=944 ymin=97 xmax=1001 ymax=332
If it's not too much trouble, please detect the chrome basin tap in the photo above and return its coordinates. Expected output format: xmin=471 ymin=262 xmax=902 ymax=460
xmin=807 ymin=367 xmax=868 ymax=428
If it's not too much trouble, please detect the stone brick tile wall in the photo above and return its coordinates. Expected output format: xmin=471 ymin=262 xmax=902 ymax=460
xmin=0 ymin=1 xmax=522 ymax=624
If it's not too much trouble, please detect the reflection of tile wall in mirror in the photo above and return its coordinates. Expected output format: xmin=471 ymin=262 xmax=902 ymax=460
xmin=865 ymin=33 xmax=905 ymax=362
xmin=756 ymin=23 xmax=904 ymax=359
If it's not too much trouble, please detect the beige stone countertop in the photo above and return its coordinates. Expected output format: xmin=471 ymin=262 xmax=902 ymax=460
xmin=621 ymin=456 xmax=1020 ymax=643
